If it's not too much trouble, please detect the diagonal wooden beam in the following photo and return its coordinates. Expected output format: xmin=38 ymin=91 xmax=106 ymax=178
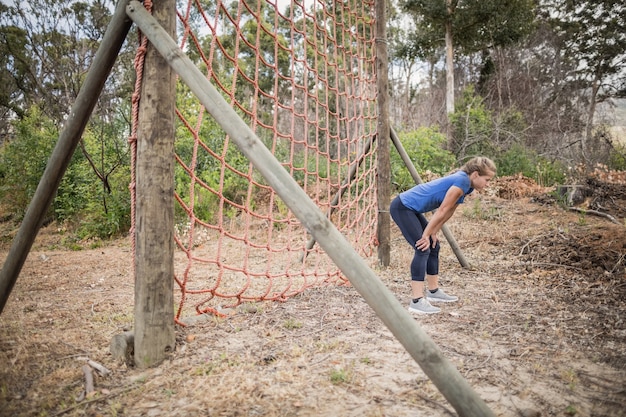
xmin=0 ymin=0 xmax=133 ymax=314
xmin=125 ymin=2 xmax=493 ymax=415
xmin=390 ymin=126 xmax=470 ymax=268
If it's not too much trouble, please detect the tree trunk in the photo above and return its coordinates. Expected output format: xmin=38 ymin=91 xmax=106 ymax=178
xmin=445 ymin=0 xmax=455 ymax=149
xmin=583 ymin=76 xmax=600 ymax=165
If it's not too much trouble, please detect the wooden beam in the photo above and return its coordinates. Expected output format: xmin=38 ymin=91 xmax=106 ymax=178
xmin=0 ymin=0 xmax=133 ymax=314
xmin=125 ymin=3 xmax=494 ymax=415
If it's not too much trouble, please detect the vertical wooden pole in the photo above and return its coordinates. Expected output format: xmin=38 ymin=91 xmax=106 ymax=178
xmin=375 ymin=0 xmax=391 ymax=267
xmin=124 ymin=5 xmax=497 ymax=413
xmin=133 ymin=0 xmax=176 ymax=368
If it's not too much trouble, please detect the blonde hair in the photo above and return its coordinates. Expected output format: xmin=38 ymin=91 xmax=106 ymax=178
xmin=460 ymin=156 xmax=497 ymax=176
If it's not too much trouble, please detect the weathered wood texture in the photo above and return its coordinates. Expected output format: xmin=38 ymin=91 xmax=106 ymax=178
xmin=132 ymin=0 xmax=177 ymax=368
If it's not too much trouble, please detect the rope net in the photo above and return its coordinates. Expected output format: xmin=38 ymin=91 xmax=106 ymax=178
xmin=132 ymin=0 xmax=379 ymax=321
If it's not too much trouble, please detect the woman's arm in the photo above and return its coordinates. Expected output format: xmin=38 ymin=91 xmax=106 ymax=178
xmin=415 ymin=186 xmax=463 ymax=251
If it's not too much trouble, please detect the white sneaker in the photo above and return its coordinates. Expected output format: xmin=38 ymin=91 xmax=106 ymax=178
xmin=426 ymin=288 xmax=458 ymax=303
xmin=408 ymin=298 xmax=441 ymax=314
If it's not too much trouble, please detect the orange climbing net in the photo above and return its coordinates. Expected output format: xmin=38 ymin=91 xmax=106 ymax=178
xmin=131 ymin=0 xmax=379 ymax=321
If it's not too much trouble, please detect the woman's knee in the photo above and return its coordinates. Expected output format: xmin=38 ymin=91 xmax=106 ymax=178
xmin=429 ymin=241 xmax=440 ymax=255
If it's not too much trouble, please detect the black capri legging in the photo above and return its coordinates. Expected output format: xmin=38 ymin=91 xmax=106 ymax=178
xmin=390 ymin=196 xmax=440 ymax=282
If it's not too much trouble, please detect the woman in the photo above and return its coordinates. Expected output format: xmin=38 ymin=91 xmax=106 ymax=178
xmin=390 ymin=156 xmax=496 ymax=314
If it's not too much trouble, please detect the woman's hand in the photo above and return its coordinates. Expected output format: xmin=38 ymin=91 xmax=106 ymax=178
xmin=415 ymin=234 xmax=438 ymax=251
xmin=415 ymin=236 xmax=431 ymax=251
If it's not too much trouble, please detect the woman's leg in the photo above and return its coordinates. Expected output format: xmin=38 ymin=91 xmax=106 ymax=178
xmin=423 ymin=234 xmax=457 ymax=302
xmin=423 ymin=222 xmax=440 ymax=290
xmin=390 ymin=197 xmax=430 ymax=298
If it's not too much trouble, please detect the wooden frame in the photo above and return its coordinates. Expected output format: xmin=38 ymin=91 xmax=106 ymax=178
xmin=125 ymin=2 xmax=493 ymax=415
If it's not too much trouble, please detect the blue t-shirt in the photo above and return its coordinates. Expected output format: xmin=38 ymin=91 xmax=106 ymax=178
xmin=399 ymin=171 xmax=473 ymax=213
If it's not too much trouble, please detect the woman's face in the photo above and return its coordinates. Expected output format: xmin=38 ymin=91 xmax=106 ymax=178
xmin=470 ymin=170 xmax=495 ymax=191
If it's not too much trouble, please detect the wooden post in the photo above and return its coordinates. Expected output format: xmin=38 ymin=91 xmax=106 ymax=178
xmin=390 ymin=127 xmax=470 ymax=268
xmin=375 ymin=0 xmax=391 ymax=267
xmin=0 ymin=0 xmax=132 ymax=315
xmin=132 ymin=0 xmax=176 ymax=368
xmin=124 ymin=4 xmax=495 ymax=415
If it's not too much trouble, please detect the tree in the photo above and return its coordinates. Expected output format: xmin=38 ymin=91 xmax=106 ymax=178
xmin=399 ymin=0 xmax=536 ymax=144
xmin=540 ymin=0 xmax=626 ymax=163
xmin=0 ymin=0 xmax=136 ymax=238
xmin=0 ymin=0 xmax=114 ymax=124
xmin=387 ymin=5 xmax=442 ymax=127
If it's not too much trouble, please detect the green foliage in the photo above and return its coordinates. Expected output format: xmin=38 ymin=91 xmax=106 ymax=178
xmin=0 ymin=0 xmax=134 ymax=242
xmin=283 ymin=318 xmax=302 ymax=329
xmin=288 ymin=149 xmax=342 ymax=187
xmin=495 ymin=144 xmax=535 ymax=176
xmin=0 ymin=0 xmax=119 ymax=124
xmin=608 ymin=142 xmax=626 ymax=171
xmin=70 ymin=113 xmax=132 ymax=239
xmin=54 ymin=151 xmax=91 ymax=221
xmin=174 ymin=108 xmax=253 ymax=225
xmin=495 ymin=108 xmax=528 ymax=143
xmin=495 ymin=144 xmax=566 ymax=186
xmin=0 ymin=107 xmax=58 ymax=220
xmin=0 ymin=106 xmax=132 ymax=241
xmin=329 ymin=367 xmax=351 ymax=385
xmin=446 ymin=85 xmax=568 ymax=185
xmin=391 ymin=126 xmax=456 ymax=192
xmin=544 ymin=0 xmax=626 ymax=105
xmin=400 ymin=0 xmax=536 ymax=57
xmin=76 ymin=164 xmax=131 ymax=240
xmin=448 ymin=85 xmax=568 ymax=187
xmin=449 ymin=86 xmax=497 ymax=158
xmin=0 ymin=23 xmax=32 ymax=120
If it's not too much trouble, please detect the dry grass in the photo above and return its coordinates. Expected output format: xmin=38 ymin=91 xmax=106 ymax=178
xmin=1 ymin=189 xmax=626 ymax=417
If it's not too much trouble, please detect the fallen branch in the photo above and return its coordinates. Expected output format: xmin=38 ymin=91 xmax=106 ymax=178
xmin=87 ymin=359 xmax=111 ymax=376
xmin=81 ymin=364 xmax=95 ymax=399
xmin=517 ymin=261 xmax=583 ymax=271
xmin=568 ymin=207 xmax=621 ymax=224
xmin=518 ymin=233 xmax=551 ymax=257
xmin=76 ymin=357 xmax=111 ymax=376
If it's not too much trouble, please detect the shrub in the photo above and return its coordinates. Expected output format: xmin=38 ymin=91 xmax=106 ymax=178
xmin=391 ymin=126 xmax=456 ymax=192
xmin=0 ymin=106 xmax=133 ymax=240
xmin=449 ymin=86 xmax=496 ymax=159
xmin=496 ymin=143 xmax=566 ymax=186
xmin=608 ymin=142 xmax=626 ymax=171
xmin=0 ymin=107 xmax=59 ymax=221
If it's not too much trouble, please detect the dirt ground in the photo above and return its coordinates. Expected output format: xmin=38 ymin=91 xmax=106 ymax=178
xmin=1 ymin=173 xmax=625 ymax=417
